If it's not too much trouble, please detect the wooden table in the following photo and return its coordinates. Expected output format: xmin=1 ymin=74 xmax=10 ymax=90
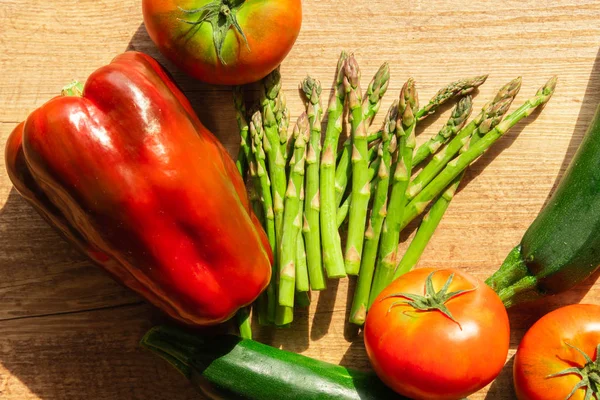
xmin=2 ymin=0 xmax=600 ymax=398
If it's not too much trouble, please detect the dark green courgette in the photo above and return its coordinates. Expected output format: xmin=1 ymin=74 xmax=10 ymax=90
xmin=141 ymin=325 xmax=403 ymax=400
xmin=487 ymin=104 xmax=600 ymax=307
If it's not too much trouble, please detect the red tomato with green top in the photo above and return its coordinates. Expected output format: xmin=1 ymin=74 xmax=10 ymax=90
xmin=364 ymin=268 xmax=510 ymax=400
xmin=142 ymin=0 xmax=302 ymax=85
xmin=514 ymin=304 xmax=600 ymax=400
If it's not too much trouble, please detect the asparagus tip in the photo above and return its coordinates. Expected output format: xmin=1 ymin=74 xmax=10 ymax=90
xmin=301 ymin=76 xmax=322 ymax=103
xmin=262 ymin=67 xmax=282 ymax=100
xmin=343 ymin=54 xmax=361 ymax=89
xmin=250 ymin=110 xmax=262 ymax=130
xmin=376 ymin=62 xmax=390 ymax=80
xmin=457 ymin=74 xmax=489 ymax=96
xmin=542 ymin=76 xmax=558 ymax=96
xmin=295 ymin=112 xmax=310 ymax=140
xmin=336 ymin=50 xmax=350 ymax=72
xmin=399 ymin=78 xmax=419 ymax=123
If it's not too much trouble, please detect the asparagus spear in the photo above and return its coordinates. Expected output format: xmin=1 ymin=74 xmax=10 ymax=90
xmin=401 ymin=77 xmax=557 ymax=231
xmin=335 ymin=63 xmax=390 ymax=206
xmin=320 ymin=51 xmax=349 ymax=279
xmin=406 ymin=77 xmax=522 ymax=202
xmin=362 ymin=62 xmax=391 ymax=126
xmin=277 ymin=93 xmax=293 ymax=162
xmin=233 ymin=86 xmax=251 ymax=176
xmin=336 ymin=150 xmax=381 ymax=228
xmin=413 ymin=95 xmax=473 ymax=166
xmin=296 ymin=170 xmax=309 ymax=294
xmin=344 ymin=55 xmax=372 ymax=275
xmin=236 ymin=307 xmax=253 ymax=339
xmin=394 ymin=135 xmax=475 ymax=280
xmin=336 ymin=155 xmax=381 ymax=228
xmin=260 ymin=68 xmax=287 ymax=249
xmin=336 ymin=142 xmax=379 ymax=206
xmin=369 ymin=79 xmax=419 ymax=307
xmin=300 ymin=76 xmax=326 ymax=291
xmin=349 ymin=101 xmax=398 ymax=325
xmin=250 ymin=112 xmax=278 ymax=322
xmin=296 ymin=213 xmax=310 ymax=292
xmin=279 ymin=113 xmax=309 ymax=308
xmin=335 ymin=75 xmax=483 ymax=206
xmin=415 ymin=75 xmax=488 ymax=120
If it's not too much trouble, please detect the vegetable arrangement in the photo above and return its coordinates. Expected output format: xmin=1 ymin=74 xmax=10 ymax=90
xmin=14 ymin=1 xmax=600 ymax=399
xmin=234 ymin=50 xmax=557 ymax=331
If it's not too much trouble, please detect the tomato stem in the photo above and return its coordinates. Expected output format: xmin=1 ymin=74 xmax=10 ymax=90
xmin=546 ymin=342 xmax=600 ymax=400
xmin=378 ymin=271 xmax=476 ymax=329
xmin=177 ymin=0 xmax=250 ymax=65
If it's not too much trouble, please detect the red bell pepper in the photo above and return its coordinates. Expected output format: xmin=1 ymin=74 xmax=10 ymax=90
xmin=4 ymin=51 xmax=272 ymax=326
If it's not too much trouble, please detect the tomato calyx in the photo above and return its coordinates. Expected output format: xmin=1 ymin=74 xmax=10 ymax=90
xmin=380 ymin=271 xmax=476 ymax=328
xmin=547 ymin=342 xmax=600 ymax=400
xmin=177 ymin=0 xmax=250 ymax=65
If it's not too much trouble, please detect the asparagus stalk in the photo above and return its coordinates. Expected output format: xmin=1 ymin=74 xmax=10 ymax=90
xmin=336 ymin=156 xmax=381 ymax=228
xmin=295 ymin=291 xmax=311 ymax=307
xmin=296 ymin=161 xmax=308 ymax=295
xmin=413 ymin=95 xmax=473 ymax=166
xmin=335 ymin=74 xmax=484 ymax=205
xmin=336 ymin=142 xmax=379 ymax=206
xmin=300 ymin=76 xmax=326 ymax=291
xmin=233 ymin=86 xmax=251 ymax=176
xmin=277 ymin=93 xmax=293 ymax=162
xmin=250 ymin=112 xmax=278 ymax=322
xmin=260 ymin=68 xmax=287 ymax=249
xmin=279 ymin=114 xmax=309 ymax=308
xmin=394 ymin=134 xmax=477 ymax=280
xmin=344 ymin=55 xmax=372 ymax=275
xmin=236 ymin=307 xmax=252 ymax=339
xmin=320 ymin=51 xmax=349 ymax=279
xmin=335 ymin=63 xmax=390 ymax=206
xmin=349 ymin=101 xmax=398 ymax=325
xmin=415 ymin=75 xmax=488 ymax=120
xmin=401 ymin=77 xmax=557 ymax=231
xmin=369 ymin=79 xmax=419 ymax=306
xmin=296 ymin=220 xmax=310 ymax=292
xmin=406 ymin=77 xmax=522 ymax=202
xmin=274 ymin=303 xmax=294 ymax=326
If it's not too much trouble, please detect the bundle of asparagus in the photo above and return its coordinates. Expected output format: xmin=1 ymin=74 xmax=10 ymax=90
xmin=234 ymin=52 xmax=557 ymax=335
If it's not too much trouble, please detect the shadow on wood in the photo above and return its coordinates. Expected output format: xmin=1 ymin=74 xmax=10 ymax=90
xmin=539 ymin=47 xmax=600 ymax=210
xmin=484 ymin=354 xmax=517 ymax=399
xmin=310 ymin=278 xmax=339 ymax=341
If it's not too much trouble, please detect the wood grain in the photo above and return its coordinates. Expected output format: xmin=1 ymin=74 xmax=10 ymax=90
xmin=2 ymin=0 xmax=600 ymax=398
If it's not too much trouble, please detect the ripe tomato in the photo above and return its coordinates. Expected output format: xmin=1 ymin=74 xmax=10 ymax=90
xmin=514 ymin=304 xmax=600 ymax=400
xmin=364 ymin=268 xmax=510 ymax=400
xmin=142 ymin=0 xmax=302 ymax=85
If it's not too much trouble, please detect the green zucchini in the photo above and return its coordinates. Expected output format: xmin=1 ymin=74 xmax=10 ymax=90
xmin=141 ymin=325 xmax=403 ymax=400
xmin=487 ymin=104 xmax=600 ymax=307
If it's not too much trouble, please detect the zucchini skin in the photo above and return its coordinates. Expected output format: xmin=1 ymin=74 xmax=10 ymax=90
xmin=487 ymin=105 xmax=600 ymax=307
xmin=141 ymin=325 xmax=404 ymax=400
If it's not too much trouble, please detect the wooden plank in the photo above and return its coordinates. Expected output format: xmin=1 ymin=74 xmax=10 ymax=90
xmin=0 ymin=303 xmax=198 ymax=399
xmin=2 ymin=0 xmax=600 ymax=398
